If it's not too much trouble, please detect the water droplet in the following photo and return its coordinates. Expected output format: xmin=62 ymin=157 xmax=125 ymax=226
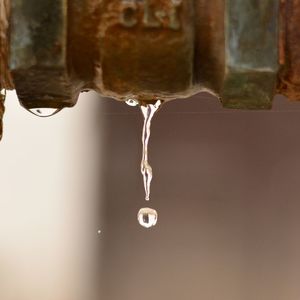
xmin=97 ymin=230 xmax=101 ymax=234
xmin=126 ymin=98 xmax=139 ymax=107
xmin=29 ymin=108 xmax=61 ymax=118
xmin=137 ymin=207 xmax=158 ymax=228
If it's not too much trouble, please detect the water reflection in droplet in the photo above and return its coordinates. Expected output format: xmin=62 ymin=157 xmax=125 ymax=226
xmin=29 ymin=108 xmax=61 ymax=118
xmin=126 ymin=98 xmax=139 ymax=107
xmin=137 ymin=207 xmax=158 ymax=228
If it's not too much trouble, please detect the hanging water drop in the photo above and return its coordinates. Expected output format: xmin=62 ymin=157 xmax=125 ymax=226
xmin=137 ymin=207 xmax=158 ymax=228
xmin=126 ymin=98 xmax=139 ymax=107
xmin=29 ymin=108 xmax=61 ymax=118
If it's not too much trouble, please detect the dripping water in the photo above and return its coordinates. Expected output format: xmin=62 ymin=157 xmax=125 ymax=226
xmin=125 ymin=98 xmax=162 ymax=228
xmin=140 ymin=100 xmax=162 ymax=201
xmin=137 ymin=207 xmax=158 ymax=228
xmin=139 ymin=100 xmax=162 ymax=228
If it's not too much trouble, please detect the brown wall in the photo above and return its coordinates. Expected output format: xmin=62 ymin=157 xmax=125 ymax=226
xmin=1 ymin=91 xmax=300 ymax=300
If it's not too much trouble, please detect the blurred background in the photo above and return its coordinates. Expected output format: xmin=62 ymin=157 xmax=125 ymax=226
xmin=1 ymin=91 xmax=300 ymax=300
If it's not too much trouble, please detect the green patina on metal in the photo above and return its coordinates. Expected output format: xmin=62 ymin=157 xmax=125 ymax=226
xmin=9 ymin=0 xmax=77 ymax=109
xmin=222 ymin=0 xmax=280 ymax=109
xmin=1 ymin=0 xmax=300 ymax=116
xmin=221 ymin=71 xmax=276 ymax=109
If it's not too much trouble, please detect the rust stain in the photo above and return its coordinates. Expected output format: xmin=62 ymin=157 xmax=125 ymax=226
xmin=278 ymin=0 xmax=286 ymax=67
xmin=277 ymin=0 xmax=300 ymax=100
xmin=1 ymin=0 xmax=300 ymax=108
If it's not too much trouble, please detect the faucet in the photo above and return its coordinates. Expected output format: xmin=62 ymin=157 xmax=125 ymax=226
xmin=0 ymin=0 xmax=299 ymax=138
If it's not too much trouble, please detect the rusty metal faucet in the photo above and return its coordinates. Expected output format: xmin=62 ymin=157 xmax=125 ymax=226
xmin=0 ymin=0 xmax=300 ymax=138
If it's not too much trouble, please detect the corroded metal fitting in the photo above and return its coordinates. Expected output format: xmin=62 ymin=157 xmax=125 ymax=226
xmin=0 ymin=0 xmax=300 ymax=113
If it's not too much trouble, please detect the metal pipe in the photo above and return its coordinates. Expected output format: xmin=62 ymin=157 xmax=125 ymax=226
xmin=0 ymin=0 xmax=300 ymax=112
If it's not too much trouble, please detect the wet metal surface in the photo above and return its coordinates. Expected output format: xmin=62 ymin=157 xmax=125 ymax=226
xmin=221 ymin=0 xmax=280 ymax=109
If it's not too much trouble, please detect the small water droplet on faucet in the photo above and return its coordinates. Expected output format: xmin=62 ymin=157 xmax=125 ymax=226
xmin=29 ymin=108 xmax=61 ymax=118
xmin=126 ymin=98 xmax=139 ymax=107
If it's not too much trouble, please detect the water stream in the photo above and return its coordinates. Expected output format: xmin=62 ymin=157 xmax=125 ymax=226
xmin=137 ymin=99 xmax=162 ymax=228
xmin=140 ymin=100 xmax=162 ymax=201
